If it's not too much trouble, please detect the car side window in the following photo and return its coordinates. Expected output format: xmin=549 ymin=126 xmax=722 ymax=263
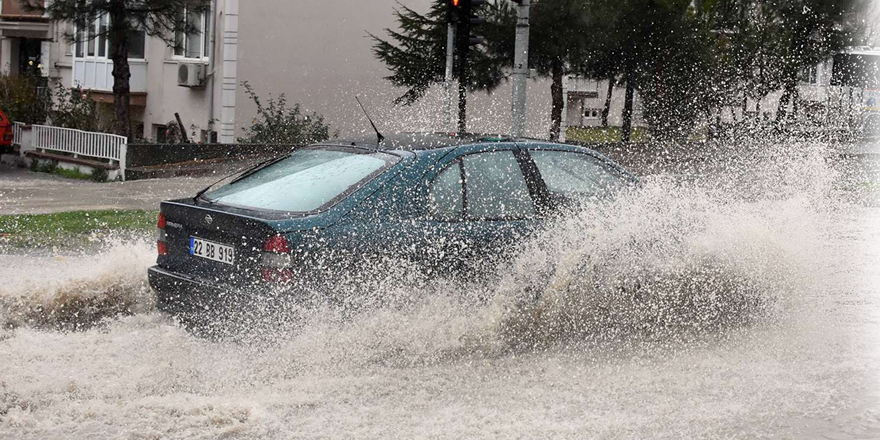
xmin=462 ymin=151 xmax=535 ymax=220
xmin=427 ymin=162 xmax=464 ymax=220
xmin=529 ymin=150 xmax=626 ymax=199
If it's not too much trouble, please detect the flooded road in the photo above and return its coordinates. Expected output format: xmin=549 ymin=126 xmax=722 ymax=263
xmin=1 ymin=140 xmax=879 ymax=439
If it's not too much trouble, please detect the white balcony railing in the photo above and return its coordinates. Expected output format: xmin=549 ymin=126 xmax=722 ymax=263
xmin=30 ymin=124 xmax=128 ymax=180
xmin=12 ymin=121 xmax=24 ymax=146
xmin=72 ymin=59 xmax=147 ymax=93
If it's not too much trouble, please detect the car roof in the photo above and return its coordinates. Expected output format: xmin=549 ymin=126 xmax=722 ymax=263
xmin=322 ymin=132 xmax=539 ymax=152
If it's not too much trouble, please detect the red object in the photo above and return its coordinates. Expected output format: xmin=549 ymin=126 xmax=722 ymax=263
xmin=262 ymin=235 xmax=292 ymax=283
xmin=261 ymin=268 xmax=293 ymax=283
xmin=263 ymin=235 xmax=290 ymax=253
xmin=0 ymin=109 xmax=12 ymax=147
xmin=156 ymin=212 xmax=167 ymax=255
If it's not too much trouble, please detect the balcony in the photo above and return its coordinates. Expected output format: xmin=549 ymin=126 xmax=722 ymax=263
xmin=568 ymin=77 xmax=600 ymax=99
xmin=0 ymin=0 xmax=49 ymax=37
xmin=1 ymin=0 xmax=44 ymax=19
xmin=73 ymin=59 xmax=148 ymax=105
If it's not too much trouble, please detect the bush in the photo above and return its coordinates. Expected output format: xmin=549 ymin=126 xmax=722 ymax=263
xmin=90 ymin=168 xmax=109 ymax=182
xmin=238 ymin=81 xmax=336 ymax=145
xmin=0 ymin=75 xmax=50 ymax=124
xmin=37 ymin=160 xmax=58 ymax=174
xmin=51 ymin=85 xmax=101 ymax=132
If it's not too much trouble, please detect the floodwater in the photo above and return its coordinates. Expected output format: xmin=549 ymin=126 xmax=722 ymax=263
xmin=1 ymin=139 xmax=879 ymax=439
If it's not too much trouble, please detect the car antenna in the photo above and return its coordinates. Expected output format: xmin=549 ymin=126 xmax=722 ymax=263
xmin=355 ymin=96 xmax=385 ymax=145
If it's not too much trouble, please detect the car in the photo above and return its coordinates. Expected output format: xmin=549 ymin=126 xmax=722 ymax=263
xmin=147 ymin=133 xmax=638 ymax=322
xmin=0 ymin=109 xmax=14 ymax=152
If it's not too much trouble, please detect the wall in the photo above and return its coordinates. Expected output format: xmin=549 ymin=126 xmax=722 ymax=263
xmin=235 ymin=0 xmax=555 ymax=139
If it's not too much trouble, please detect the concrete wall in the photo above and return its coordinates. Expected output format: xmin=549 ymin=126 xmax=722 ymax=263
xmin=235 ymin=0 xmax=554 ymax=139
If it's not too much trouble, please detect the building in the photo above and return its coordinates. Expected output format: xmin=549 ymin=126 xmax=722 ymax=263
xmin=0 ymin=0 xmax=562 ymax=144
xmin=564 ymin=77 xmax=644 ymax=130
xmin=0 ymin=0 xmax=240 ymax=143
xmin=565 ymin=47 xmax=880 ymax=131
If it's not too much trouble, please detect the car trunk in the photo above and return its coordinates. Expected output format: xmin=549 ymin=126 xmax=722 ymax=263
xmin=157 ymin=200 xmax=326 ymax=287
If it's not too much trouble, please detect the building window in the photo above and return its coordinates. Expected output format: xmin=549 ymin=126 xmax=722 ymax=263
xmin=154 ymin=124 xmax=168 ymax=143
xmin=175 ymin=8 xmax=210 ymax=60
xmin=75 ymin=17 xmax=146 ymax=60
xmin=584 ymin=108 xmax=600 ymax=120
xmin=127 ymin=30 xmax=146 ymax=59
xmin=800 ymin=65 xmax=818 ymax=85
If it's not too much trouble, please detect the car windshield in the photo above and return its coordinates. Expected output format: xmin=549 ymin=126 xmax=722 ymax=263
xmin=202 ymin=147 xmax=396 ymax=213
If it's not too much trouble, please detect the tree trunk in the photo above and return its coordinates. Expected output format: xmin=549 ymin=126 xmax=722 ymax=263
xmin=621 ymin=68 xmax=634 ymax=143
xmin=776 ymin=81 xmax=795 ymax=124
xmin=601 ymin=77 xmax=614 ymax=127
xmin=549 ymin=63 xmax=564 ymax=141
xmin=109 ymin=0 xmax=132 ymax=140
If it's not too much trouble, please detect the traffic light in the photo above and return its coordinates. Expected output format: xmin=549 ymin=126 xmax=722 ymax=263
xmin=468 ymin=7 xmax=485 ymax=46
xmin=447 ymin=0 xmax=459 ymax=24
xmin=464 ymin=0 xmax=487 ymax=45
xmin=447 ymin=0 xmax=486 ymax=46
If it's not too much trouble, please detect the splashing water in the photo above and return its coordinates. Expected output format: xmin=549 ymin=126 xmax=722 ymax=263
xmin=1 ymin=139 xmax=878 ymax=439
xmin=0 ymin=238 xmax=157 ymax=331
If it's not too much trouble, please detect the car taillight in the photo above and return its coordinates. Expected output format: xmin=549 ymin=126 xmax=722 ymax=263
xmin=157 ymin=212 xmax=168 ymax=256
xmin=262 ymin=235 xmax=292 ymax=282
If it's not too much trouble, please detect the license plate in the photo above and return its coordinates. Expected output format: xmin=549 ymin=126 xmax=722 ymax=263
xmin=190 ymin=237 xmax=235 ymax=265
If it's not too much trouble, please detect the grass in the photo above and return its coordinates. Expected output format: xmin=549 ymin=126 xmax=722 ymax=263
xmin=30 ymin=159 xmax=111 ymax=182
xmin=0 ymin=210 xmax=157 ymax=249
xmin=566 ymin=126 xmax=651 ymax=143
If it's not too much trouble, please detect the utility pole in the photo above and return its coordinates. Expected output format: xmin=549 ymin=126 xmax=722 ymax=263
xmin=445 ymin=22 xmax=455 ymax=132
xmin=511 ymin=0 xmax=530 ymax=137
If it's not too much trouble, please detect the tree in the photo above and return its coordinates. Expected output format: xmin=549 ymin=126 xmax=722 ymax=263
xmin=583 ymin=0 xmax=660 ymax=142
xmin=763 ymin=0 xmax=861 ymax=122
xmin=633 ymin=1 xmax=720 ymax=140
xmin=371 ymin=0 xmax=510 ymax=132
xmin=697 ymin=0 xmax=863 ymax=124
xmin=30 ymin=0 xmax=211 ymax=139
xmin=527 ymin=0 xmax=593 ymax=140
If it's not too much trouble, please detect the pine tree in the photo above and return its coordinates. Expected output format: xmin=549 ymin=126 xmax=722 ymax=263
xmin=26 ymin=0 xmax=211 ymax=139
xmin=370 ymin=0 xmax=510 ymax=133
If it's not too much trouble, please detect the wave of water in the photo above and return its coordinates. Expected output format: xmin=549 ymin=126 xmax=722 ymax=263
xmin=0 ymin=239 xmax=157 ymax=331
xmin=1 ymin=139 xmax=876 ymax=439
xmin=2 ymin=141 xmax=840 ymax=358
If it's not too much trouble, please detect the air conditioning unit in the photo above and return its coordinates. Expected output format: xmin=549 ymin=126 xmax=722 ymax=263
xmin=177 ymin=63 xmax=207 ymax=88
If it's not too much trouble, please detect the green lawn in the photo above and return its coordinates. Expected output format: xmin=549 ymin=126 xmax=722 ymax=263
xmin=0 ymin=210 xmax=157 ymax=249
xmin=566 ymin=126 xmax=651 ymax=143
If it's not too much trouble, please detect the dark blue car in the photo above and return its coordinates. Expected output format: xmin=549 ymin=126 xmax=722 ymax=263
xmin=148 ymin=133 xmax=637 ymax=319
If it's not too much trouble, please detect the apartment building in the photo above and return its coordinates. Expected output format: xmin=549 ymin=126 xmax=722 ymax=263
xmin=0 ymin=0 xmax=239 ymax=143
xmin=0 ymin=0 xmax=564 ymax=143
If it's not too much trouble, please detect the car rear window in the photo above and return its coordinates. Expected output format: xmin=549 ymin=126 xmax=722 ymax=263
xmin=203 ymin=148 xmax=397 ymax=213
